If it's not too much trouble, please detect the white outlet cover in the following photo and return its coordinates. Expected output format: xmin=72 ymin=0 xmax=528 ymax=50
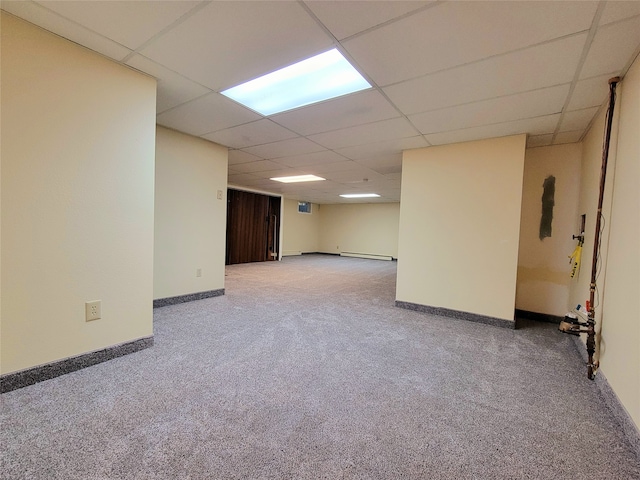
xmin=85 ymin=300 xmax=101 ymax=321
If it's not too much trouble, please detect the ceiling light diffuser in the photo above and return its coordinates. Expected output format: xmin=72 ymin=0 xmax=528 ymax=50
xmin=270 ymin=174 xmax=326 ymax=183
xmin=339 ymin=193 xmax=381 ymax=198
xmin=221 ymin=48 xmax=371 ymax=116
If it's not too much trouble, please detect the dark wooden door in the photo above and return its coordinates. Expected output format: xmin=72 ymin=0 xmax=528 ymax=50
xmin=226 ymin=189 xmax=279 ymax=265
xmin=266 ymin=196 xmax=281 ymax=261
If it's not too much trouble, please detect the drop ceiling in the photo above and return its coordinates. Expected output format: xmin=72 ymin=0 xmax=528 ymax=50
xmin=3 ymin=1 xmax=639 ymax=204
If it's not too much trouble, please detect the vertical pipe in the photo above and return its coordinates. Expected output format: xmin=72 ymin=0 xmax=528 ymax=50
xmin=586 ymin=77 xmax=620 ymax=380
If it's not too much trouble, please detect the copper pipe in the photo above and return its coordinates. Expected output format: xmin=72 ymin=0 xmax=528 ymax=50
xmin=586 ymin=77 xmax=620 ymax=380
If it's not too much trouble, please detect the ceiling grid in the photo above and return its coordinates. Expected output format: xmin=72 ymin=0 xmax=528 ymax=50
xmin=3 ymin=0 xmax=639 ymax=203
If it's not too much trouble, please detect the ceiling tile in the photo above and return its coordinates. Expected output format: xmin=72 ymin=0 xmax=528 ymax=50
xmin=567 ymin=73 xmax=618 ymax=111
xmin=248 ymin=167 xmax=308 ymax=180
xmin=34 ymin=0 xmax=201 ymax=50
xmin=370 ymin=165 xmax=402 ymax=176
xmin=203 ymin=120 xmax=298 ymax=149
xmin=126 ymin=54 xmax=210 ymax=113
xmin=230 ymin=160 xmax=286 ymax=174
xmin=354 ymin=181 xmax=403 ymax=195
xmin=383 ymin=34 xmax=586 ymax=116
xmin=559 ymin=107 xmax=600 ymax=132
xmin=279 ymin=180 xmax=340 ymax=192
xmin=425 ymin=115 xmax=560 ymax=146
xmin=2 ymin=1 xmax=132 ymax=60
xmin=599 ymin=2 xmax=640 ymax=26
xmin=355 ymin=175 xmax=397 ymax=188
xmin=304 ymin=0 xmax=433 ymax=40
xmin=344 ymin=1 xmax=597 ymax=86
xmin=526 ymin=134 xmax=554 ymax=149
xmin=242 ymin=137 xmax=327 ymax=160
xmin=9 ymin=0 xmax=639 ymax=206
xmin=554 ymin=131 xmax=583 ymax=145
xmin=244 ymin=179 xmax=288 ymax=190
xmin=319 ymin=166 xmax=387 ymax=184
xmin=305 ymin=160 xmax=361 ymax=174
xmin=156 ymin=93 xmax=261 ymax=137
xmin=228 ymin=173 xmax=263 ymax=185
xmin=580 ymin=16 xmax=640 ymax=79
xmin=271 ymin=90 xmax=400 ymax=136
xmin=336 ymin=136 xmax=429 ymax=160
xmin=272 ymin=151 xmax=350 ymax=168
xmin=409 ymin=84 xmax=569 ymax=135
xmin=308 ymin=118 xmax=418 ymax=150
xmin=354 ymin=153 xmax=402 ymax=171
xmin=139 ymin=1 xmax=333 ymax=91
xmin=228 ymin=150 xmax=263 ymax=165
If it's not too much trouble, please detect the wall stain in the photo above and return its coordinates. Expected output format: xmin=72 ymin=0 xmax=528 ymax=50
xmin=539 ymin=175 xmax=555 ymax=240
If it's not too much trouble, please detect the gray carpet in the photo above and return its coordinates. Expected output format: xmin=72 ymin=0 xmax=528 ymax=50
xmin=2 ymin=254 xmax=638 ymax=479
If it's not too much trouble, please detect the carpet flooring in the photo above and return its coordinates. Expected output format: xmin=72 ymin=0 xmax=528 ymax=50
xmin=2 ymin=254 xmax=638 ymax=479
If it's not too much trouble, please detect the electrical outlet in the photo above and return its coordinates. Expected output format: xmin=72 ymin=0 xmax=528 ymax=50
xmin=196 ymin=268 xmax=202 ymax=277
xmin=217 ymin=190 xmax=223 ymax=200
xmin=85 ymin=301 xmax=101 ymax=321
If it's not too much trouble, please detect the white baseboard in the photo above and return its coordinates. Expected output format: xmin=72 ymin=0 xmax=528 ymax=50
xmin=340 ymin=252 xmax=393 ymax=261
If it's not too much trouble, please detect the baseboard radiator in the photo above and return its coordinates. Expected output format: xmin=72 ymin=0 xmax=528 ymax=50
xmin=340 ymin=252 xmax=393 ymax=261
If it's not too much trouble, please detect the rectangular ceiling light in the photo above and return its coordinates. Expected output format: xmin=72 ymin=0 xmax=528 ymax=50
xmin=270 ymin=174 xmax=326 ymax=183
xmin=340 ymin=193 xmax=381 ymax=198
xmin=221 ymin=48 xmax=371 ymax=116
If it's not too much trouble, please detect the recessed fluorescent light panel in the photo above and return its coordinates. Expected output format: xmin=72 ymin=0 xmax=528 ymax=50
xmin=221 ymin=48 xmax=371 ymax=116
xmin=270 ymin=174 xmax=326 ymax=183
xmin=339 ymin=193 xmax=381 ymax=198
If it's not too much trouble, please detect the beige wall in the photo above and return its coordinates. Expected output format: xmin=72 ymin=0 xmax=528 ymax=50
xmin=600 ymin=58 xmax=640 ymax=429
xmin=1 ymin=14 xmax=156 ymax=374
xmin=572 ymin=59 xmax=639 ymax=428
xmin=282 ymin=198 xmax=320 ymax=256
xmin=154 ymin=127 xmax=228 ymax=299
xmin=516 ymin=144 xmax=582 ymax=316
xmin=281 ymin=201 xmax=400 ymax=258
xmin=397 ymin=135 xmax=526 ymax=321
xmin=318 ymin=203 xmax=400 ymax=258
